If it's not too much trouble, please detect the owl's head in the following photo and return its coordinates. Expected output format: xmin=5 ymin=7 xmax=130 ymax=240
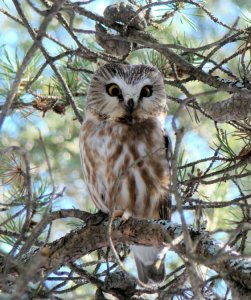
xmin=86 ymin=64 xmax=167 ymax=122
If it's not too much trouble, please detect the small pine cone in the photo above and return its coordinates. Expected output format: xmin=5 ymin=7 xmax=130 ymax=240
xmin=103 ymin=2 xmax=147 ymax=30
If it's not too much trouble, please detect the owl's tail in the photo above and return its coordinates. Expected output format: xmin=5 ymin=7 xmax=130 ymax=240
xmin=130 ymin=245 xmax=166 ymax=284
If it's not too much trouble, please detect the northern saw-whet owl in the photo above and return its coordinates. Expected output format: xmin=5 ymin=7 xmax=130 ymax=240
xmin=79 ymin=63 xmax=171 ymax=284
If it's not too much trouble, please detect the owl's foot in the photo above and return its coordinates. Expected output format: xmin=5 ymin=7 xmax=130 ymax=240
xmin=111 ymin=209 xmax=132 ymax=225
xmin=111 ymin=210 xmax=124 ymax=221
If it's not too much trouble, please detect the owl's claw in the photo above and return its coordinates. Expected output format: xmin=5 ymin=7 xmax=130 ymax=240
xmin=111 ymin=210 xmax=124 ymax=221
xmin=120 ymin=214 xmax=129 ymax=225
xmin=112 ymin=209 xmax=132 ymax=225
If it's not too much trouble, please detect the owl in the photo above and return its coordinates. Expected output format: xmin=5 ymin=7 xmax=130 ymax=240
xmin=79 ymin=63 xmax=171 ymax=284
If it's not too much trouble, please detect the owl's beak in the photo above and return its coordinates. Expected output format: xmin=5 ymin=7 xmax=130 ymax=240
xmin=125 ymin=98 xmax=135 ymax=115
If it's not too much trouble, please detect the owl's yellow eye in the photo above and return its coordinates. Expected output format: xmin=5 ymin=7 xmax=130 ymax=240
xmin=106 ymin=83 xmax=121 ymax=97
xmin=140 ymin=85 xmax=153 ymax=98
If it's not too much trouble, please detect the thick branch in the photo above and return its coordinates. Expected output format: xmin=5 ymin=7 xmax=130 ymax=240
xmin=203 ymin=91 xmax=251 ymax=122
xmin=22 ymin=213 xmax=251 ymax=296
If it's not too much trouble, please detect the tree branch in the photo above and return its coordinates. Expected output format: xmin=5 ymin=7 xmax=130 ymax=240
xmin=0 ymin=0 xmax=66 ymax=130
xmin=203 ymin=91 xmax=251 ymax=122
xmin=16 ymin=212 xmax=251 ymax=297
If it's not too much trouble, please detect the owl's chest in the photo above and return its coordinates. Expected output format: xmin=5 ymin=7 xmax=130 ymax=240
xmin=80 ymin=117 xmax=169 ymax=217
xmin=81 ymin=118 xmax=163 ymax=165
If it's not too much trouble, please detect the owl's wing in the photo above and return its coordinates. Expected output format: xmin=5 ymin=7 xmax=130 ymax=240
xmin=159 ymin=129 xmax=172 ymax=220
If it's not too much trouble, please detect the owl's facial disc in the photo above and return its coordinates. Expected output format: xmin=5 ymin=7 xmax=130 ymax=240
xmin=105 ymin=77 xmax=155 ymax=120
xmin=86 ymin=64 xmax=167 ymax=122
xmin=105 ymin=80 xmax=154 ymax=118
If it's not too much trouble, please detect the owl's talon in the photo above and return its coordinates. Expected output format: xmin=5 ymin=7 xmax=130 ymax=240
xmin=120 ymin=210 xmax=132 ymax=225
xmin=120 ymin=218 xmax=128 ymax=225
xmin=111 ymin=210 xmax=131 ymax=225
xmin=111 ymin=210 xmax=124 ymax=221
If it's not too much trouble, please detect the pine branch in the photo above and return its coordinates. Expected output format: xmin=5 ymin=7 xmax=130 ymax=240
xmin=0 ymin=0 xmax=67 ymax=130
xmin=12 ymin=0 xmax=83 ymax=124
xmin=203 ymin=91 xmax=251 ymax=122
xmin=1 ymin=212 xmax=249 ymax=298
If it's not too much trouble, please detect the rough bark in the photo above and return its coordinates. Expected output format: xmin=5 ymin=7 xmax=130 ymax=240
xmin=14 ymin=212 xmax=251 ymax=298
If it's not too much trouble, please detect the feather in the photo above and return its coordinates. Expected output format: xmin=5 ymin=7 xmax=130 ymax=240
xmin=130 ymin=245 xmax=167 ymax=284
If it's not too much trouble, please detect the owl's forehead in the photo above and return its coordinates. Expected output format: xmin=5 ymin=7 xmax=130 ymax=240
xmin=94 ymin=64 xmax=161 ymax=86
xmin=108 ymin=76 xmax=152 ymax=92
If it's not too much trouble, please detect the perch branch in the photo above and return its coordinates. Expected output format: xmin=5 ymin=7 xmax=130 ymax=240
xmin=15 ymin=213 xmax=251 ymax=297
